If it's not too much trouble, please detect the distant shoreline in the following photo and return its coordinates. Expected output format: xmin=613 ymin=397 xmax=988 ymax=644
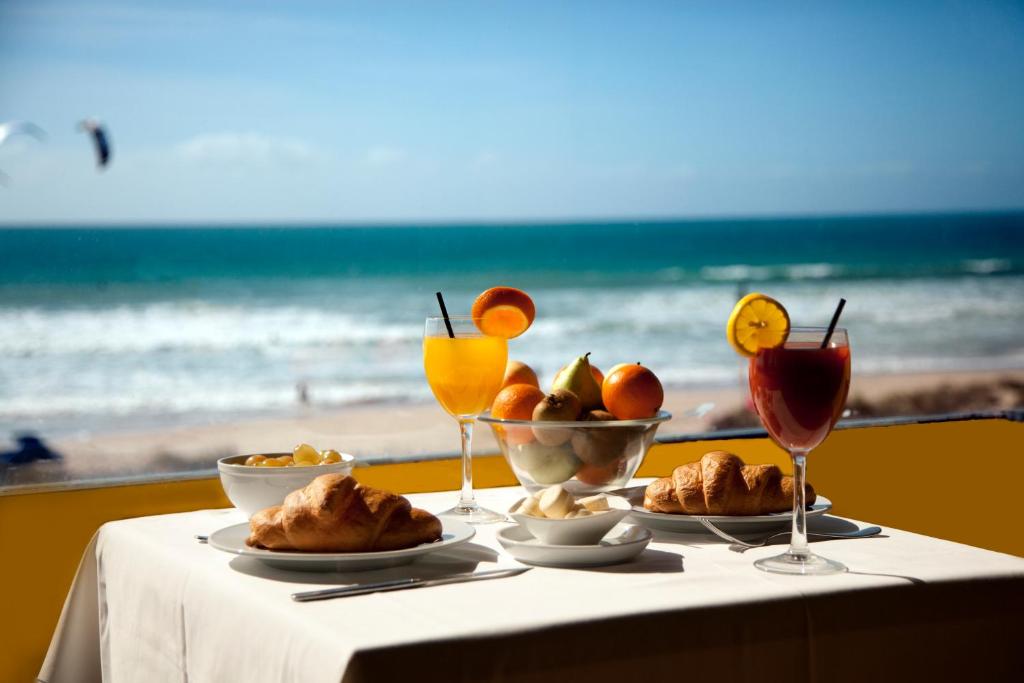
xmin=2 ymin=207 xmax=1023 ymax=230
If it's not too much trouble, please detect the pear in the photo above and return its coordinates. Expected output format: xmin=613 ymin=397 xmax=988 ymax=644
xmin=551 ymin=352 xmax=603 ymax=411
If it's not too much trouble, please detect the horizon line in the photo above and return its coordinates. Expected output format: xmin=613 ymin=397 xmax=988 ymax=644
xmin=1 ymin=206 xmax=1023 ymax=229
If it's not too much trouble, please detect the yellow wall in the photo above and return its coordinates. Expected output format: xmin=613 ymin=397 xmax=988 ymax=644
xmin=2 ymin=418 xmax=1021 ymax=683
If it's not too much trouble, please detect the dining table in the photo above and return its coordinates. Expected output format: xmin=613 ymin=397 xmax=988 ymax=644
xmin=39 ymin=481 xmax=1024 ymax=682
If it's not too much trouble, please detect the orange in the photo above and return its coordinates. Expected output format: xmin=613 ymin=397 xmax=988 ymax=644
xmin=602 ymin=363 xmax=664 ymax=420
xmin=491 ymin=383 xmax=545 ymax=420
xmin=491 ymin=383 xmax=545 ymax=444
xmin=472 ymin=287 xmax=535 ymax=338
xmin=501 ymin=360 xmax=539 ymax=390
xmin=576 ymin=461 xmax=620 ymax=486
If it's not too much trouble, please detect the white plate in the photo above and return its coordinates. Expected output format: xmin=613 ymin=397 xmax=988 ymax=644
xmin=208 ymin=519 xmax=475 ymax=572
xmin=627 ymin=496 xmax=832 ymax=534
xmin=496 ymin=523 xmax=652 ymax=568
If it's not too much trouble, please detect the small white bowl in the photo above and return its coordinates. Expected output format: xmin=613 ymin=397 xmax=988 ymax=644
xmin=497 ymin=524 xmax=652 ymax=567
xmin=217 ymin=452 xmax=355 ymax=518
xmin=510 ymin=495 xmax=632 ymax=545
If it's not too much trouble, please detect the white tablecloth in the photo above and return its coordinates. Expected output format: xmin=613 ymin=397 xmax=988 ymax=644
xmin=40 ymin=484 xmax=1024 ymax=682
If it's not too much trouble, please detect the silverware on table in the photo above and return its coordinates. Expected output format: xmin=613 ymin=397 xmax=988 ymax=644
xmin=696 ymin=518 xmax=882 ymax=552
xmin=195 ymin=534 xmax=209 ymax=543
xmin=291 ymin=567 xmax=532 ymax=602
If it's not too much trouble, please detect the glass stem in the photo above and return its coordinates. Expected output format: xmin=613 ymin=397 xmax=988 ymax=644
xmin=458 ymin=418 xmax=477 ymax=509
xmin=789 ymin=450 xmax=810 ymax=560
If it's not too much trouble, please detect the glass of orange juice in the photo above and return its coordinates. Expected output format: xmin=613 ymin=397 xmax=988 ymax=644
xmin=424 ymin=316 xmax=508 ymax=523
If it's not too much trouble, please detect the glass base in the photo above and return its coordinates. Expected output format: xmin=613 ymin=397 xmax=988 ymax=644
xmin=754 ymin=550 xmax=847 ymax=575
xmin=438 ymin=502 xmax=505 ymax=525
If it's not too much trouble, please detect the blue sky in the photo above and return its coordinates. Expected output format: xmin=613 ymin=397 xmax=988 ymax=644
xmin=1 ymin=0 xmax=1023 ymax=223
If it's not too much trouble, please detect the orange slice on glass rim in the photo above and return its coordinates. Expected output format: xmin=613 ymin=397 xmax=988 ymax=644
xmin=472 ymin=287 xmax=535 ymax=338
xmin=726 ymin=292 xmax=790 ymax=357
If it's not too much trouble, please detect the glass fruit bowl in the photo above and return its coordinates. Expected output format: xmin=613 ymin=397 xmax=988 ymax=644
xmin=479 ymin=410 xmax=671 ymax=495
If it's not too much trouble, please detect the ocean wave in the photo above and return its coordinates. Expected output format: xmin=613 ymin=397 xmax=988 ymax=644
xmin=0 ymin=378 xmax=431 ymax=420
xmin=700 ymin=264 xmax=775 ymax=282
xmin=0 ymin=303 xmax=420 ymax=355
xmin=1 ymin=272 xmax=1023 ymax=427
xmin=698 ymin=259 xmax=1021 ymax=283
xmin=962 ymin=258 xmax=1012 ymax=275
xmin=700 ymin=262 xmax=842 ymax=282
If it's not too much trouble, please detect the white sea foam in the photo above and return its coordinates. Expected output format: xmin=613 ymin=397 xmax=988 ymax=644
xmin=1 ymin=274 xmax=1022 ymax=430
xmin=700 ymin=264 xmax=775 ymax=281
xmin=784 ymin=263 xmax=838 ymax=280
xmin=962 ymin=258 xmax=1011 ymax=274
xmin=699 ymin=262 xmax=842 ymax=282
xmin=0 ymin=380 xmax=429 ymax=421
xmin=0 ymin=303 xmax=418 ymax=355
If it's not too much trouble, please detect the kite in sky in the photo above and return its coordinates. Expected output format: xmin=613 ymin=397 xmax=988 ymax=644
xmin=78 ymin=118 xmax=112 ymax=169
xmin=0 ymin=120 xmax=47 ymax=185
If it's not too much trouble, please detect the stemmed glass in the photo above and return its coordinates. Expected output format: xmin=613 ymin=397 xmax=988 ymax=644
xmin=423 ymin=316 xmax=508 ymax=524
xmin=748 ymin=327 xmax=851 ymax=574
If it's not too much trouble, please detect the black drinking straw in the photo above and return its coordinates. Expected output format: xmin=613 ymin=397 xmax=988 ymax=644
xmin=435 ymin=291 xmax=455 ymax=338
xmin=820 ymin=298 xmax=847 ymax=349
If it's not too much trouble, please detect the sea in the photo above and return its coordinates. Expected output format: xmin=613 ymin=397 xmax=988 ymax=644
xmin=1 ymin=212 xmax=1023 ymax=437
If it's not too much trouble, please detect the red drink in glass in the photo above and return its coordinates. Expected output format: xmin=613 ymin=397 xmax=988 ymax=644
xmin=749 ymin=342 xmax=851 ymax=452
xmin=746 ymin=326 xmax=851 ymax=576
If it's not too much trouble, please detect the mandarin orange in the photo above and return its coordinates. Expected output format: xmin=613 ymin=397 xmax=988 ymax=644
xmin=501 ymin=360 xmax=539 ymax=390
xmin=576 ymin=460 xmax=620 ymax=486
xmin=471 ymin=287 xmax=535 ymax=338
xmin=601 ymin=363 xmax=664 ymax=420
xmin=491 ymin=383 xmax=545 ymax=444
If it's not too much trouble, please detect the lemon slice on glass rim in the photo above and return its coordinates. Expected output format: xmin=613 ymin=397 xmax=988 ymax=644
xmin=727 ymin=292 xmax=791 ymax=357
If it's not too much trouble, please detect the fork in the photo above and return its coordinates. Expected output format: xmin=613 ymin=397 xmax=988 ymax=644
xmin=697 ymin=518 xmax=881 ymax=552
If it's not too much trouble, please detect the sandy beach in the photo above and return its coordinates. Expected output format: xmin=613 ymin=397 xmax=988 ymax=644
xmin=3 ymin=367 xmax=1019 ymax=487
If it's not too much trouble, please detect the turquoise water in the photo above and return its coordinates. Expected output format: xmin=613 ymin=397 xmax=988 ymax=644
xmin=1 ymin=212 xmax=1022 ymax=434
xmin=2 ymin=213 xmax=1022 ymax=287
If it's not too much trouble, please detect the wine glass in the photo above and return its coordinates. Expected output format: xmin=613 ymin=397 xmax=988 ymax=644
xmin=748 ymin=327 xmax=851 ymax=574
xmin=423 ymin=316 xmax=508 ymax=524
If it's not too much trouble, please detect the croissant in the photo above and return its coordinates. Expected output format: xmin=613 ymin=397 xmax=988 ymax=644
xmin=644 ymin=451 xmax=815 ymax=515
xmin=246 ymin=473 xmax=442 ymax=552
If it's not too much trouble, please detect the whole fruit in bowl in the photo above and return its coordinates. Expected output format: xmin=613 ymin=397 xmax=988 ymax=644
xmin=481 ymin=409 xmax=669 ymax=495
xmin=570 ymin=410 xmax=643 ymax=467
xmin=602 ymin=363 xmax=664 ymax=420
xmin=508 ymin=441 xmax=581 ymax=485
xmin=491 ymin=383 xmax=546 ymax=445
xmin=501 ymin=360 xmax=540 ymax=389
xmin=576 ymin=460 xmax=626 ymax=486
xmin=531 ymin=390 xmax=582 ymax=446
xmin=551 ymin=353 xmax=604 ymax=411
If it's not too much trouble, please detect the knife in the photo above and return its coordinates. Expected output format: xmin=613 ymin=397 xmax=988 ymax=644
xmin=291 ymin=567 xmax=531 ymax=602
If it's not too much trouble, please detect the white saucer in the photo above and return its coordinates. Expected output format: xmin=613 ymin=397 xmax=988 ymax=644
xmin=208 ymin=519 xmax=475 ymax=572
xmin=627 ymin=496 xmax=832 ymax=534
xmin=496 ymin=523 xmax=652 ymax=568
